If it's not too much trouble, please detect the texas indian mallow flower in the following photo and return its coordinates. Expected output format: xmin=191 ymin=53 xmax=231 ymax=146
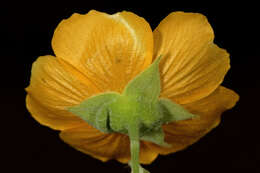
xmin=25 ymin=10 xmax=239 ymax=173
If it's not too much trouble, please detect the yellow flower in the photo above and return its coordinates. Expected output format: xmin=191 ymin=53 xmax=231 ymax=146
xmin=26 ymin=10 xmax=239 ymax=164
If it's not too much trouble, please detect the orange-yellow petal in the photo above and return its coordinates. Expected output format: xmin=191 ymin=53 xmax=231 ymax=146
xmin=26 ymin=55 xmax=99 ymax=130
xmin=52 ymin=10 xmax=153 ymax=93
xmin=154 ymin=12 xmax=230 ymax=104
xmin=60 ymin=124 xmax=158 ymax=164
xmin=146 ymin=86 xmax=239 ymax=155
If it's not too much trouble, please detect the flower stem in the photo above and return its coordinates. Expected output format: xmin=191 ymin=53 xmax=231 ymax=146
xmin=128 ymin=120 xmax=140 ymax=173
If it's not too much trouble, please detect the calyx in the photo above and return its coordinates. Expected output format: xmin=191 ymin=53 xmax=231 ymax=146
xmin=68 ymin=56 xmax=196 ymax=173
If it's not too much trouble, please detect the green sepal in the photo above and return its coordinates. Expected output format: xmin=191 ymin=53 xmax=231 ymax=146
xmin=68 ymin=92 xmax=120 ymax=133
xmin=141 ymin=127 xmax=171 ymax=147
xmin=123 ymin=56 xmax=161 ymax=102
xmin=108 ymin=56 xmax=163 ymax=133
xmin=159 ymin=98 xmax=196 ymax=124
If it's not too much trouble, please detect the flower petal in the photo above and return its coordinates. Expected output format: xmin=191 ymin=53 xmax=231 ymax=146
xmin=52 ymin=10 xmax=153 ymax=93
xmin=146 ymin=86 xmax=239 ymax=155
xmin=60 ymin=124 xmax=158 ymax=164
xmin=26 ymin=55 xmax=99 ymax=130
xmin=154 ymin=12 xmax=230 ymax=104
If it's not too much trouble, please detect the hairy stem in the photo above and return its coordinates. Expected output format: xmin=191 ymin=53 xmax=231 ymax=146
xmin=128 ymin=120 xmax=140 ymax=173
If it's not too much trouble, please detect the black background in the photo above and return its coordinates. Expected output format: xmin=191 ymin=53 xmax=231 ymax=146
xmin=2 ymin=3 xmax=257 ymax=173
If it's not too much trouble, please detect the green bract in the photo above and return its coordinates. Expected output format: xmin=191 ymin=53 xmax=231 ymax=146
xmin=68 ymin=56 xmax=196 ymax=173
